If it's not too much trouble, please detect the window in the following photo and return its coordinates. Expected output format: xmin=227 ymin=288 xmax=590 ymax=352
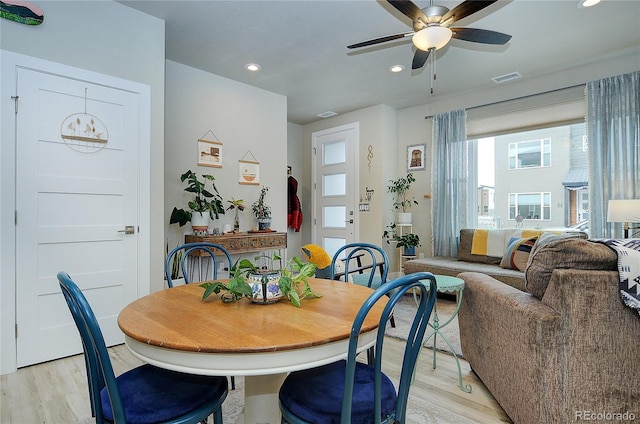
xmin=473 ymin=123 xmax=587 ymax=229
xmin=508 ymin=139 xmax=551 ymax=169
xmin=508 ymin=192 xmax=551 ymax=220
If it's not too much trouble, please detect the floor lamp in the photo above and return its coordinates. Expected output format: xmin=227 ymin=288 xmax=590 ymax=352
xmin=607 ymin=199 xmax=640 ymax=238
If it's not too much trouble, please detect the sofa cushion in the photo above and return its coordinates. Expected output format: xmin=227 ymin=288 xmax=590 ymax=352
xmin=525 ymin=238 xmax=617 ymax=299
xmin=500 ymin=236 xmax=538 ymax=271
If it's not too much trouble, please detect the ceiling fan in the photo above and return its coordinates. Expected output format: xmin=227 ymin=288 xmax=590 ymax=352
xmin=348 ymin=0 xmax=512 ymax=91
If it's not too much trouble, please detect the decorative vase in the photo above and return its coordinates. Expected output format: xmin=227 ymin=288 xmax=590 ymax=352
xmin=247 ymin=271 xmax=283 ymax=304
xmin=191 ymin=212 xmax=210 ymax=236
xmin=234 ymin=210 xmax=240 ymax=232
xmin=397 ymin=212 xmax=412 ymax=225
xmin=257 ymin=217 xmax=271 ymax=231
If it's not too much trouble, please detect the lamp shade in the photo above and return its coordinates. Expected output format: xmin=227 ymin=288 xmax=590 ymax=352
xmin=412 ymin=26 xmax=452 ymax=51
xmin=607 ymin=199 xmax=640 ymax=223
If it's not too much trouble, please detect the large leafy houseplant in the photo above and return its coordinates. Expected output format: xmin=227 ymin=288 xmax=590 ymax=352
xmin=200 ymin=255 xmax=320 ymax=307
xmin=170 ymin=170 xmax=225 ymax=227
xmin=387 ymin=172 xmax=418 ymax=212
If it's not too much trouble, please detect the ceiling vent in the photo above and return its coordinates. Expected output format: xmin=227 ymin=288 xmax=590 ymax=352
xmin=317 ymin=111 xmax=338 ymax=118
xmin=491 ymin=72 xmax=522 ymax=84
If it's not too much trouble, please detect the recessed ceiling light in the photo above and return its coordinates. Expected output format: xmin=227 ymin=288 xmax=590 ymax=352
xmin=246 ymin=63 xmax=261 ymax=72
xmin=389 ymin=65 xmax=405 ymax=73
xmin=577 ymin=0 xmax=601 ymax=8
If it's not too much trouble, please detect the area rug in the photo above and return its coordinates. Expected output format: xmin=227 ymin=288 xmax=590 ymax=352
xmin=385 ymin=295 xmax=463 ymax=358
xmin=222 ymin=376 xmax=475 ymax=424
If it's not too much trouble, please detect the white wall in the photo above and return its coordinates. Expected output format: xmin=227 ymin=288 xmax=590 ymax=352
xmin=0 ymin=0 xmax=165 ymax=374
xmin=164 ymin=60 xmax=288 ymax=268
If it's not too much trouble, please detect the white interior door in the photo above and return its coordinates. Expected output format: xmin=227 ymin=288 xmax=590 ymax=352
xmin=15 ymin=67 xmax=141 ymax=366
xmin=312 ymin=123 xmax=359 ymax=258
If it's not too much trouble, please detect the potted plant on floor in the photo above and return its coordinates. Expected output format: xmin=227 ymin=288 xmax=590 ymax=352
xmin=169 ymin=170 xmax=225 ymax=234
xmin=252 ymin=185 xmax=272 ymax=231
xmin=387 ymin=172 xmax=418 ymax=224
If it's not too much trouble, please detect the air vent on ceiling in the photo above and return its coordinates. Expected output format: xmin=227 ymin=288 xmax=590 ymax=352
xmin=491 ymin=72 xmax=522 ymax=84
xmin=317 ymin=111 xmax=338 ymax=118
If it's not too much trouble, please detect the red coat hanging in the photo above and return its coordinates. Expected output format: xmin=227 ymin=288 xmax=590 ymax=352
xmin=288 ymin=175 xmax=303 ymax=232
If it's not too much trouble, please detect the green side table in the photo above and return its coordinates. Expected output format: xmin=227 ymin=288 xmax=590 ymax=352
xmin=415 ymin=274 xmax=471 ymax=393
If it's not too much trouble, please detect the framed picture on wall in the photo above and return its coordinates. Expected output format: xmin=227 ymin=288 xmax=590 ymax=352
xmin=407 ymin=144 xmax=426 ymax=171
xmin=197 ymin=139 xmax=222 ymax=168
xmin=239 ymin=159 xmax=260 ymax=185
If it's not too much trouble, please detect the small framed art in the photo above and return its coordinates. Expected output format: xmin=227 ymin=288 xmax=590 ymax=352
xmin=197 ymin=138 xmax=222 ymax=168
xmin=407 ymin=144 xmax=426 ymax=171
xmin=239 ymin=160 xmax=260 ymax=185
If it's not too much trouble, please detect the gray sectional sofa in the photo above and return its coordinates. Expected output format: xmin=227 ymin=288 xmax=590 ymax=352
xmin=404 ymin=229 xmax=640 ymax=423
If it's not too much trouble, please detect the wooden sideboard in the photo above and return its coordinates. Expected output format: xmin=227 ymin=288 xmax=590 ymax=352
xmin=185 ymin=231 xmax=287 ymax=255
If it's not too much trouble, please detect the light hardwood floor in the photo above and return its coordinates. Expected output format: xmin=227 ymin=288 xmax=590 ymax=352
xmin=1 ymin=338 xmax=511 ymax=423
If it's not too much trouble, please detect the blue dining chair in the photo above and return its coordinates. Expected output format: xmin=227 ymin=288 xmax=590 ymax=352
xmin=57 ymin=272 xmax=228 ymax=424
xmin=329 ymin=243 xmax=395 ymax=332
xmin=278 ymin=272 xmax=437 ymax=424
xmin=165 ymin=242 xmax=237 ymax=390
xmin=329 ymin=242 xmax=389 ymax=289
xmin=165 ymin=242 xmax=233 ymax=287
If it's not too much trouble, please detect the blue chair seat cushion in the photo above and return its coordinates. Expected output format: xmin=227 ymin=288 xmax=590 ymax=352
xmin=101 ymin=364 xmax=227 ymax=423
xmin=279 ymin=360 xmax=397 ymax=424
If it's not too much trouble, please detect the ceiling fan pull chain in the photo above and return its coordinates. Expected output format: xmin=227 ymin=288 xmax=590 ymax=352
xmin=430 ymin=48 xmax=435 ymax=94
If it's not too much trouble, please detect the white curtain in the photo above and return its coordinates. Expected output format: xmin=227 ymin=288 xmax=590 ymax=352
xmin=432 ymin=109 xmax=469 ymax=257
xmin=587 ymin=71 xmax=640 ymax=238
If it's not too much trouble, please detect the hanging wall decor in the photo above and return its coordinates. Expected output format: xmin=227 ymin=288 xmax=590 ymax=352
xmin=197 ymin=130 xmax=222 ymax=168
xmin=407 ymin=144 xmax=426 ymax=171
xmin=60 ymin=88 xmax=109 ymax=153
xmin=239 ymin=151 xmax=260 ymax=185
xmin=1 ymin=0 xmax=44 ymax=25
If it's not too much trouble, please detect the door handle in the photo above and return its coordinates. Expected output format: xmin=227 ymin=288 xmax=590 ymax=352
xmin=118 ymin=225 xmax=135 ymax=235
xmin=345 ymin=219 xmax=354 ymax=224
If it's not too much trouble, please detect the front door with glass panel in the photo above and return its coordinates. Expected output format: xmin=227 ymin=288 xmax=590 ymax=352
xmin=312 ymin=123 xmax=358 ymax=259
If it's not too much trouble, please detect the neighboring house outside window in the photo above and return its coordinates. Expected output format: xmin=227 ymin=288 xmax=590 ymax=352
xmin=508 ymin=192 xmax=551 ymax=220
xmin=508 ymin=139 xmax=551 ymax=169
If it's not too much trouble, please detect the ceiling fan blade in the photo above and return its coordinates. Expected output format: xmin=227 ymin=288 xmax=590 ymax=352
xmin=451 ymin=27 xmax=511 ymax=45
xmin=412 ymin=49 xmax=430 ymax=70
xmin=387 ymin=0 xmax=428 ymax=24
xmin=347 ymin=32 xmax=413 ymax=49
xmin=441 ymin=0 xmax=498 ymax=25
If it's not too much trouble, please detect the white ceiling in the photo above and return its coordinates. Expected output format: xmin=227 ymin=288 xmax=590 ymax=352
xmin=118 ymin=0 xmax=640 ymax=125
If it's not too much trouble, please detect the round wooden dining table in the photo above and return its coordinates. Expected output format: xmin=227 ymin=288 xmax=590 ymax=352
xmin=118 ymin=277 xmax=386 ymax=424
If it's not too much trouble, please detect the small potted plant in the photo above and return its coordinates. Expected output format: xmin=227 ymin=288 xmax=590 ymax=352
xmin=252 ymin=186 xmax=272 ymax=231
xmin=199 ymin=254 xmax=320 ymax=307
xmin=227 ymin=197 xmax=245 ymax=232
xmin=169 ymin=170 xmax=224 ymax=233
xmin=383 ymin=223 xmax=421 ymax=256
xmin=387 ymin=172 xmax=418 ymax=224
xmin=396 ymin=233 xmax=421 ymax=257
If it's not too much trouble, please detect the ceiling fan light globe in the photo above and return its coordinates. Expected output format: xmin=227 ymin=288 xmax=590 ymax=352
xmin=412 ymin=26 xmax=452 ymax=51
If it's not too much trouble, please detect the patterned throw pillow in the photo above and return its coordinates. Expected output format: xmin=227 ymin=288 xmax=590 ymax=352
xmin=499 ymin=237 xmax=538 ymax=271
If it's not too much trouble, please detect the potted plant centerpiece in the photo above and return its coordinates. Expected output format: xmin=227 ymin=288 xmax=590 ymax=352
xmin=383 ymin=223 xmax=421 ymax=256
xmin=170 ymin=170 xmax=224 ymax=234
xmin=252 ymin=185 xmax=272 ymax=231
xmin=387 ymin=172 xmax=418 ymax=224
xmin=199 ymin=254 xmax=320 ymax=307
xmin=227 ymin=197 xmax=245 ymax=232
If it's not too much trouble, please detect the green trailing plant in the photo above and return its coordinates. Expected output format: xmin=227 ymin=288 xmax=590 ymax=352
xmin=169 ymin=170 xmax=225 ymax=227
xmin=387 ymin=172 xmax=418 ymax=212
xmin=251 ymin=186 xmax=272 ymax=219
xmin=199 ymin=254 xmax=320 ymax=307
